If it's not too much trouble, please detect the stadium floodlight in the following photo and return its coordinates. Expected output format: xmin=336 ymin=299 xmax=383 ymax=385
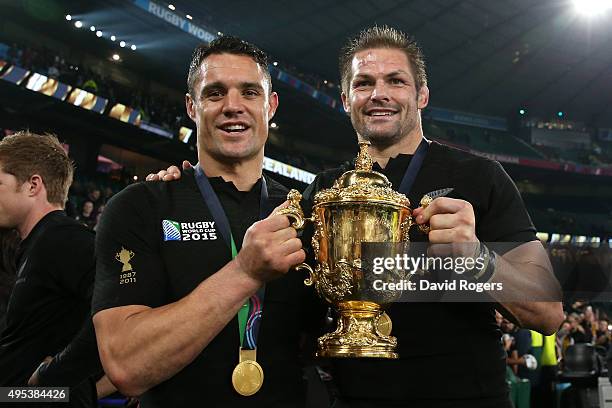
xmin=270 ymin=122 xmax=278 ymax=129
xmin=131 ymin=44 xmax=137 ymax=51
xmin=110 ymin=35 xmax=116 ymax=41
xmin=90 ymin=26 xmax=96 ymax=32
xmin=96 ymin=31 xmax=102 ymax=37
xmin=519 ymin=109 xmax=526 ymax=115
xmin=65 ymin=14 xmax=72 ymax=21
xmin=186 ymin=14 xmax=193 ymax=20
xmin=168 ymin=4 xmax=176 ymax=10
xmin=119 ymin=41 xmax=126 ymax=48
xmin=557 ymin=111 xmax=564 ymax=117
xmin=572 ymin=0 xmax=612 ymax=15
xmin=74 ymin=20 xmax=83 ymax=28
xmin=217 ymin=31 xmax=223 ymax=36
xmin=112 ymin=54 xmax=120 ymax=61
xmin=273 ymin=61 xmax=278 ymax=66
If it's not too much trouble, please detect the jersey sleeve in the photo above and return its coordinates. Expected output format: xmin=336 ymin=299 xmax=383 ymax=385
xmin=92 ymin=184 xmax=167 ymax=315
xmin=476 ymin=161 xmax=537 ymax=246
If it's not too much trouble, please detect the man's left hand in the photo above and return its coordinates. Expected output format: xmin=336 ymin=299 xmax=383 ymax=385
xmin=27 ymin=356 xmax=53 ymax=386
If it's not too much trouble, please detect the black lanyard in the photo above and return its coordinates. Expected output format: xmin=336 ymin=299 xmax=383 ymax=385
xmin=396 ymin=138 xmax=429 ymax=195
xmin=193 ymin=164 xmax=270 ymax=249
xmin=193 ymin=163 xmax=269 ymax=349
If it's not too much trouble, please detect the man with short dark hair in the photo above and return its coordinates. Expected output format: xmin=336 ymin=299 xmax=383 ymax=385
xmin=93 ymin=36 xmax=315 ymax=407
xmin=0 ymin=131 xmax=105 ymax=406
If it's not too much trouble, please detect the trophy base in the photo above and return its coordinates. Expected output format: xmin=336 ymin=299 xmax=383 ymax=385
xmin=316 ymin=300 xmax=398 ymax=359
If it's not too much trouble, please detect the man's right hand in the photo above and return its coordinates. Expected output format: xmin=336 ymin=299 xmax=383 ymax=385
xmin=145 ymin=160 xmax=191 ymax=181
xmin=234 ymin=202 xmax=306 ymax=283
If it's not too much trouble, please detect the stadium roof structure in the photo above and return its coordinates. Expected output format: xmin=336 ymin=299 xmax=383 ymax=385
xmin=7 ymin=0 xmax=612 ymax=132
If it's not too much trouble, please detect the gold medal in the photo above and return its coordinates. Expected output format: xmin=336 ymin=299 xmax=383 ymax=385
xmin=232 ymin=348 xmax=264 ymax=396
xmin=376 ymin=312 xmax=392 ymax=336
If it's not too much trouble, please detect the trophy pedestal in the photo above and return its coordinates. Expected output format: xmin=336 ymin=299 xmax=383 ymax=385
xmin=316 ymin=301 xmax=398 ymax=359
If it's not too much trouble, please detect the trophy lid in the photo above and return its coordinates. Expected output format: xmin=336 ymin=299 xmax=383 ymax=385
xmin=314 ymin=142 xmax=411 ymax=208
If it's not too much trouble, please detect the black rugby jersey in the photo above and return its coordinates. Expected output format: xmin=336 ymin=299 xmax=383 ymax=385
xmin=302 ymin=141 xmax=536 ymax=406
xmin=94 ymin=168 xmax=321 ymax=408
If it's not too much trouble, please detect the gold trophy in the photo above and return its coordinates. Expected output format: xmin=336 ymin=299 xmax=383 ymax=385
xmin=279 ymin=142 xmax=423 ymax=359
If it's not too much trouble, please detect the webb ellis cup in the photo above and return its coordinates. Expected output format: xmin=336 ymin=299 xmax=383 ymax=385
xmin=279 ymin=142 xmax=422 ymax=359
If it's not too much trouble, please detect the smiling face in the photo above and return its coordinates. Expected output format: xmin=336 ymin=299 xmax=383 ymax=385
xmin=186 ymin=53 xmax=278 ymax=165
xmin=342 ymin=48 xmax=429 ymax=148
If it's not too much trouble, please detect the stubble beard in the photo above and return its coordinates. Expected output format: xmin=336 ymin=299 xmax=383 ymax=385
xmin=353 ymin=114 xmax=416 ymax=149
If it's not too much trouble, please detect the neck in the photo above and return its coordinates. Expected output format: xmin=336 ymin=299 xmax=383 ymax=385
xmin=18 ymin=203 xmax=63 ymax=239
xmin=360 ymin=131 xmax=424 ymax=169
xmin=198 ymin=151 xmax=264 ymax=191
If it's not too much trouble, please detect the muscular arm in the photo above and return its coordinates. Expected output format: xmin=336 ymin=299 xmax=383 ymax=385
xmin=415 ymin=197 xmax=564 ymax=336
xmin=93 ymin=190 xmax=304 ymax=396
xmin=94 ymin=259 xmax=260 ymax=396
xmin=491 ymin=241 xmax=564 ymax=335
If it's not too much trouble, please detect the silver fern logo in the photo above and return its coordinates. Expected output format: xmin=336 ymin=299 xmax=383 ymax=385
xmin=424 ymin=188 xmax=454 ymax=200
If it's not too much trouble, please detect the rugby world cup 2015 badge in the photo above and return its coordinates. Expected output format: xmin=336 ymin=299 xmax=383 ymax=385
xmin=162 ymin=220 xmax=181 ymax=241
xmin=162 ymin=219 xmax=218 ymax=241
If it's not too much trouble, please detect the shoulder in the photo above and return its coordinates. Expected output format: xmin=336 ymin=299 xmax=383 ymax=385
xmin=97 ymin=182 xmax=170 ymax=240
xmin=303 ymin=162 xmax=351 ymax=201
xmin=264 ymin=174 xmax=290 ymax=196
xmin=32 ymin=215 xmax=94 ymax=258
xmin=106 ymin=181 xmax=163 ymax=209
xmin=105 ymin=175 xmax=197 ymax=214
xmin=428 ymin=141 xmax=501 ymax=172
xmin=317 ymin=162 xmax=352 ymax=185
xmin=426 ymin=141 xmax=511 ymax=189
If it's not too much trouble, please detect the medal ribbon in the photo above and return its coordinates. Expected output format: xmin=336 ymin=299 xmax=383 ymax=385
xmin=396 ymin=138 xmax=429 ymax=195
xmin=194 ymin=164 xmax=269 ymax=351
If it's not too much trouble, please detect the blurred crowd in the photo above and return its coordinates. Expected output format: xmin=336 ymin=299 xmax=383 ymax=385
xmin=3 ymin=42 xmax=188 ymax=134
xmin=65 ymin=180 xmax=118 ymax=231
xmin=2 ymin=41 xmax=342 ymax=139
xmin=499 ymin=301 xmax=611 ymax=407
xmin=6 ymin=41 xmax=612 ymax=172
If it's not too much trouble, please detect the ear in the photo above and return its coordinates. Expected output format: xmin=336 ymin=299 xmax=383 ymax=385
xmin=268 ymin=91 xmax=279 ymax=120
xmin=341 ymin=91 xmax=351 ymax=114
xmin=185 ymin=93 xmax=196 ymax=122
xmin=27 ymin=174 xmax=45 ymax=198
xmin=417 ymin=85 xmax=429 ymax=110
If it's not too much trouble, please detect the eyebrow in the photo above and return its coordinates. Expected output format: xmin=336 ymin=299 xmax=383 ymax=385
xmin=351 ymin=70 xmax=411 ymax=86
xmin=200 ymin=81 xmax=265 ymax=93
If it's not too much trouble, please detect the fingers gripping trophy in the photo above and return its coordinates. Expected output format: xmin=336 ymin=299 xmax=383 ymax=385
xmin=278 ymin=142 xmax=430 ymax=359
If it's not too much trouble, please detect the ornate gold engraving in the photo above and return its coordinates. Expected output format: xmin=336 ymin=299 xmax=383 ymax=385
xmin=276 ymin=143 xmax=432 ymax=359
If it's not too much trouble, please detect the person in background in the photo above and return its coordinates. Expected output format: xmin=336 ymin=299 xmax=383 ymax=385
xmin=0 ymin=131 xmax=112 ymax=407
xmin=75 ymin=200 xmax=96 ymax=229
xmin=595 ymin=318 xmax=610 ymax=351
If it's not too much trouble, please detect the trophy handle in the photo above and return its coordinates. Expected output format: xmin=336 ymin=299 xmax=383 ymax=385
xmin=410 ymin=194 xmax=432 ymax=234
xmin=276 ymin=189 xmax=316 ymax=286
xmin=276 ymin=189 xmax=313 ymax=230
xmin=295 ymin=263 xmax=316 ymax=286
